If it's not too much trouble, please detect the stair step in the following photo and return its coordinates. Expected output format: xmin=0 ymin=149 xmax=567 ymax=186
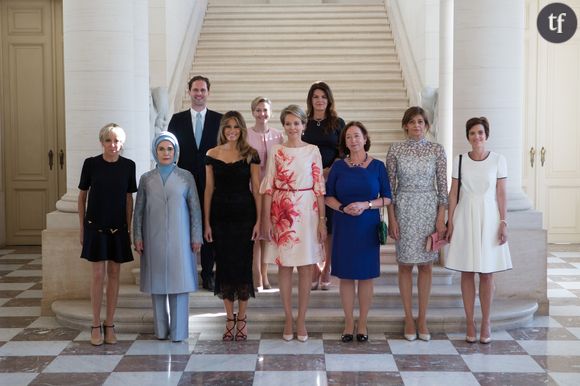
xmin=115 ymin=282 xmax=463 ymax=310
xmin=195 ymin=47 xmax=397 ymax=56
xmin=199 ymin=32 xmax=393 ymax=41
xmin=52 ymin=298 xmax=538 ymax=334
xmin=191 ymin=64 xmax=402 ymax=74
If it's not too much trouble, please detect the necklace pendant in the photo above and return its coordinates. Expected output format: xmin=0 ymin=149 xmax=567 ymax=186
xmin=316 ymin=120 xmax=321 ymax=127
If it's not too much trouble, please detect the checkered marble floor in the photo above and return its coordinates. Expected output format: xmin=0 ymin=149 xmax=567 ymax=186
xmin=1 ymin=247 xmax=580 ymax=385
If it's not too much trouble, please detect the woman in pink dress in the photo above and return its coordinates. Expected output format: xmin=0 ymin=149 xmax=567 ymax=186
xmin=247 ymin=97 xmax=284 ymax=290
xmin=260 ymin=104 xmax=327 ymax=342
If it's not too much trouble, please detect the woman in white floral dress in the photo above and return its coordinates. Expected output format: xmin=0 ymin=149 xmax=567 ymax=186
xmin=386 ymin=106 xmax=448 ymax=342
xmin=260 ymin=104 xmax=326 ymax=342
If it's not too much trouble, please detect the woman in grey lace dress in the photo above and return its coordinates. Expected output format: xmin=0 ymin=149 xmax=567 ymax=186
xmin=386 ymin=107 xmax=448 ymax=342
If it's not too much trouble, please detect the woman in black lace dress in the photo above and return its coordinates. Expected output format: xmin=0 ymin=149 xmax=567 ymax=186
xmin=204 ymin=111 xmax=261 ymax=341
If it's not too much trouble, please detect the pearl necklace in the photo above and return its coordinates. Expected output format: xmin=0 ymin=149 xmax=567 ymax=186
xmin=347 ymin=153 xmax=368 ymax=167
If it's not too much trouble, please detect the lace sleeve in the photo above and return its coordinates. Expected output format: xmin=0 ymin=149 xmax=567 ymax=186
xmin=385 ymin=144 xmax=398 ymax=205
xmin=434 ymin=144 xmax=449 ymax=207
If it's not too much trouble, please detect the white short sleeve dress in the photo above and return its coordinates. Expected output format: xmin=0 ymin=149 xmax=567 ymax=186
xmin=444 ymin=152 xmax=512 ymax=273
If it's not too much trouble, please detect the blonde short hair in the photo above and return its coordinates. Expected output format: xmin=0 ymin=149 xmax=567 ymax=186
xmin=98 ymin=123 xmax=126 ymax=144
xmin=250 ymin=96 xmax=272 ymax=112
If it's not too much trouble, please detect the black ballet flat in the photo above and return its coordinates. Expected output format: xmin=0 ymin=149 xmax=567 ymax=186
xmin=356 ymin=333 xmax=368 ymax=342
xmin=341 ymin=333 xmax=354 ymax=343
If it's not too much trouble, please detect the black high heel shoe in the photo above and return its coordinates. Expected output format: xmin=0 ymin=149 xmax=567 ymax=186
xmin=341 ymin=332 xmax=354 ymax=343
xmin=356 ymin=333 xmax=368 ymax=342
xmin=223 ymin=313 xmax=236 ymax=341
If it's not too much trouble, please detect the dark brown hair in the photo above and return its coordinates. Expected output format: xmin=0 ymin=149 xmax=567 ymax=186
xmin=339 ymin=121 xmax=371 ymax=155
xmin=401 ymin=106 xmax=430 ymax=132
xmin=465 ymin=116 xmax=490 ymax=139
xmin=306 ymin=81 xmax=340 ymax=134
xmin=218 ymin=111 xmax=257 ymax=163
xmin=188 ymin=75 xmax=211 ymax=91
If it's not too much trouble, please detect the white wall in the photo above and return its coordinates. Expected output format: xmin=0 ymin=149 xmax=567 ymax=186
xmin=148 ymin=0 xmax=207 ymax=113
xmin=394 ymin=0 xmax=440 ymax=88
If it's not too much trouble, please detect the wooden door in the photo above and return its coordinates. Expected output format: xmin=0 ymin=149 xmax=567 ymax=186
xmin=0 ymin=0 xmax=65 ymax=245
xmin=524 ymin=0 xmax=580 ymax=243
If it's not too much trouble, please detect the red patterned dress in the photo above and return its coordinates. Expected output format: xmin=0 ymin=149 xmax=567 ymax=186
xmin=260 ymin=144 xmax=325 ymax=267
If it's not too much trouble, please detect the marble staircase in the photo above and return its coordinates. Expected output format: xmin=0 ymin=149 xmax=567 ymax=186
xmin=183 ymin=0 xmax=408 ymax=159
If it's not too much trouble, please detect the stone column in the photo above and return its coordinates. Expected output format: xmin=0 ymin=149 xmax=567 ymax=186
xmin=453 ymin=0 xmax=531 ymax=211
xmin=452 ymin=0 xmax=547 ymax=313
xmin=42 ymin=0 xmax=149 ymax=315
xmin=438 ymin=0 xmax=453 ymax=182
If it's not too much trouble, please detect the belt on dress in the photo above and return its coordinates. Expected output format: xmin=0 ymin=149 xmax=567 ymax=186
xmin=273 ymin=185 xmax=313 ymax=192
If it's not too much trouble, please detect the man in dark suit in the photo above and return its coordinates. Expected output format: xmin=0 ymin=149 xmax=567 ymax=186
xmin=168 ymin=75 xmax=222 ymax=291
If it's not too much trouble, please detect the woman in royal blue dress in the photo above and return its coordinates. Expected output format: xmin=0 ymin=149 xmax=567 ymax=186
xmin=325 ymin=121 xmax=391 ymax=342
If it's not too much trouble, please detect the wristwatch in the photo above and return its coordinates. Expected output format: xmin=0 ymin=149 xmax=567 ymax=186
xmin=338 ymin=204 xmax=345 ymax=213
xmin=368 ymin=201 xmax=373 ymax=209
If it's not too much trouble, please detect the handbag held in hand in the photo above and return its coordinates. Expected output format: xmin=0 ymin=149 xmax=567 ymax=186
xmin=377 ymin=197 xmax=388 ymax=245
xmin=426 ymin=232 xmax=447 ymax=252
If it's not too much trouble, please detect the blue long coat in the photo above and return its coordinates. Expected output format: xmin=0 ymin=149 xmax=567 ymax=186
xmin=133 ymin=167 xmax=203 ymax=294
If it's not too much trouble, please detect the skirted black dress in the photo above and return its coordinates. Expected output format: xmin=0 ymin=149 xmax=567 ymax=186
xmin=303 ymin=117 xmax=345 ymax=233
xmin=78 ymin=155 xmax=137 ymax=263
xmin=206 ymin=155 xmax=259 ymax=301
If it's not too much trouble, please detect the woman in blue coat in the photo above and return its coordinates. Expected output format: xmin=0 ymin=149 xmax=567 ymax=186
xmin=133 ymin=131 xmax=203 ymax=342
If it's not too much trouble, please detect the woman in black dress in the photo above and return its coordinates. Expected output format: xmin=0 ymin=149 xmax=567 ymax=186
xmin=204 ymin=111 xmax=261 ymax=341
xmin=303 ymin=81 xmax=345 ymax=290
xmin=78 ymin=123 xmax=137 ymax=346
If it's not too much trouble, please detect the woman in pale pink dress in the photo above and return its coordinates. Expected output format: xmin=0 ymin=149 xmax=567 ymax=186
xmin=260 ymin=104 xmax=326 ymax=342
xmin=247 ymin=97 xmax=283 ymax=290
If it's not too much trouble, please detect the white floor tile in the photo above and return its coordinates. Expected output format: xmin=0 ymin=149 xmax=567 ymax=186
xmin=27 ymin=317 xmax=61 ymax=329
xmin=387 ymin=339 xmax=458 ymax=355
xmin=462 ymin=354 xmax=544 ymax=372
xmin=74 ymin=330 xmax=137 ymax=341
xmin=0 ymin=264 xmax=24 ymax=271
xmin=0 ymin=283 xmax=35 ymax=291
xmin=548 ymin=257 xmax=566 ymax=263
xmin=0 ymin=306 xmax=40 ymax=317
xmin=523 ymin=316 xmax=562 ymax=328
xmin=548 ymin=269 xmax=580 ymax=276
xmin=518 ymin=340 xmax=580 ymax=356
xmin=0 ymin=373 xmax=37 ymax=386
xmin=185 ymin=354 xmax=257 ymax=371
xmin=253 ymin=371 xmax=326 ymax=386
xmin=325 ymin=354 xmax=397 ymax=372
xmin=548 ymin=288 xmax=578 ymax=298
xmin=126 ymin=340 xmax=194 ymax=355
xmin=558 ymin=282 xmax=580 ymax=290
xmin=14 ymin=290 xmax=43 ymax=299
xmin=550 ymin=305 xmax=580 ymax=316
xmin=0 ymin=341 xmax=69 ymax=356
xmin=258 ymin=338 xmax=324 ymax=354
xmin=44 ymin=355 xmax=123 ymax=373
xmin=104 ymin=371 xmax=182 ymax=386
xmin=549 ymin=372 xmax=580 ymax=386
xmin=567 ymin=327 xmax=580 ymax=339
xmin=0 ymin=254 xmax=40 ymax=260
xmin=0 ymin=328 xmax=23 ymax=341
xmin=551 ymin=252 xmax=580 ymax=258
xmin=400 ymin=371 xmax=480 ymax=386
xmin=6 ymin=270 xmax=42 ymax=277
